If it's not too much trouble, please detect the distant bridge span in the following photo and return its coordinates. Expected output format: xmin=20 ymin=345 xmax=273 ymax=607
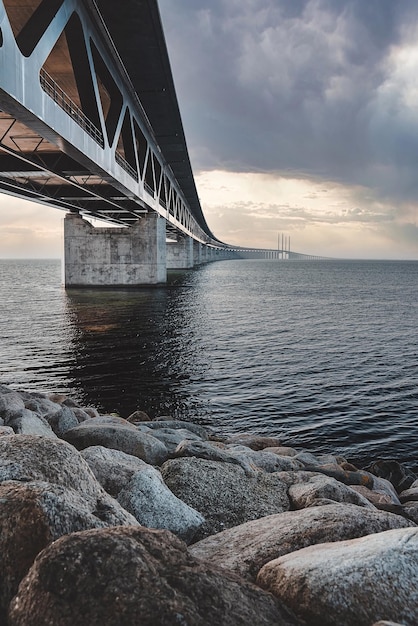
xmin=0 ymin=0 xmax=319 ymax=284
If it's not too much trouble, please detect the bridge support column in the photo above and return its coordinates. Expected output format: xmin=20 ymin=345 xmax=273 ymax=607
xmin=64 ymin=212 xmax=166 ymax=286
xmin=193 ymin=241 xmax=203 ymax=265
xmin=166 ymin=235 xmax=194 ymax=269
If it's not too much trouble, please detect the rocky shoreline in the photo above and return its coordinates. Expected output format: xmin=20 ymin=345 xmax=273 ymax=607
xmin=0 ymin=383 xmax=417 ymax=625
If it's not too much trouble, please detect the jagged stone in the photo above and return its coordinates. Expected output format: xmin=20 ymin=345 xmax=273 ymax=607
xmin=161 ymin=457 xmax=290 ymax=540
xmin=257 ymin=527 xmax=418 ymax=626
xmin=190 ymin=503 xmax=413 ymax=581
xmin=9 ymin=526 xmax=301 ymax=626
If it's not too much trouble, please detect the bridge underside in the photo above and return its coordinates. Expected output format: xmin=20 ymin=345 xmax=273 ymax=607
xmin=0 ymin=0 xmax=219 ymax=242
xmin=0 ymin=0 xmax=321 ymax=285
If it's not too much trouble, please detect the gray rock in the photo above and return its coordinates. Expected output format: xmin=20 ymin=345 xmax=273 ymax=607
xmin=118 ymin=467 xmax=205 ymax=543
xmin=190 ymin=503 xmax=414 ymax=582
xmin=225 ymin=445 xmax=303 ymax=472
xmin=174 ymin=439 xmax=256 ymax=475
xmin=78 ymin=415 xmax=138 ymax=428
xmin=403 ymin=501 xmax=418 ymax=524
xmin=301 ymin=462 xmax=375 ymax=488
xmin=43 ymin=405 xmax=79 ymax=437
xmin=399 ymin=487 xmax=418 ymax=503
xmin=372 ymin=475 xmax=402 ymax=503
xmin=0 ymin=391 xmax=25 ymax=418
xmin=0 ymin=435 xmax=121 ymax=502
xmin=81 ymin=445 xmax=147 ymax=497
xmin=350 ymin=485 xmax=401 ymax=510
xmin=0 ymin=426 xmax=14 ymax=436
xmin=223 ymin=433 xmax=283 ymax=450
xmin=161 ymin=457 xmax=290 ymax=540
xmin=23 ymin=396 xmax=61 ymax=418
xmin=364 ymin=459 xmax=417 ymax=493
xmin=264 ymin=446 xmax=299 ymax=457
xmin=126 ymin=409 xmax=151 ymax=422
xmin=0 ymin=480 xmax=138 ymax=623
xmin=288 ymin=473 xmax=376 ymax=509
xmin=9 ymin=526 xmax=301 ymax=626
xmin=141 ymin=419 xmax=209 ymax=440
xmin=72 ymin=407 xmax=93 ymax=423
xmin=146 ymin=427 xmax=203 ymax=453
xmin=81 ymin=406 xmax=100 ymax=418
xmin=63 ymin=422 xmax=168 ymax=465
xmin=5 ymin=409 xmax=57 ymax=439
xmin=257 ymin=527 xmax=418 ymax=626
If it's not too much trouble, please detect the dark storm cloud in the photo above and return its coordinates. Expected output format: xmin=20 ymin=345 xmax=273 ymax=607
xmin=158 ymin=0 xmax=418 ymax=203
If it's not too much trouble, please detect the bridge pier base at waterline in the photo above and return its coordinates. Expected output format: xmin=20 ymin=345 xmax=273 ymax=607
xmin=63 ymin=212 xmax=225 ymax=287
xmin=166 ymin=234 xmax=194 ymax=269
xmin=64 ymin=212 xmax=167 ymax=287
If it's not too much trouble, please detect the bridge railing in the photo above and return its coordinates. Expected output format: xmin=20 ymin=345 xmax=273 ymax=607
xmin=39 ymin=68 xmax=104 ymax=148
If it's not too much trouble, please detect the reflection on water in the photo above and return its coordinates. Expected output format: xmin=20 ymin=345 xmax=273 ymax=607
xmin=63 ymin=271 xmax=211 ymax=419
xmin=1 ymin=259 xmax=418 ymax=469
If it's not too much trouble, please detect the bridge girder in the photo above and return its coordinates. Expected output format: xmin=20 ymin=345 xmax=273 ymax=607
xmin=0 ymin=0 xmax=224 ymax=245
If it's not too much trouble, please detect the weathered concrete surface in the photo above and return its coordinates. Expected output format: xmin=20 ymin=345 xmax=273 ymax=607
xmin=64 ymin=213 xmax=166 ymax=286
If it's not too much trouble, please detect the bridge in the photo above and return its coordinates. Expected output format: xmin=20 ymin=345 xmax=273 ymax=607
xmin=0 ymin=0 xmax=319 ymax=285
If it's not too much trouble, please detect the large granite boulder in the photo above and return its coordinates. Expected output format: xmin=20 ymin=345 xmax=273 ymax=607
xmin=63 ymin=421 xmax=168 ymax=465
xmin=9 ymin=526 xmax=302 ymax=626
xmin=287 ymin=473 xmax=375 ymax=509
xmin=0 ymin=435 xmax=112 ymax=499
xmin=257 ymin=527 xmax=418 ymax=626
xmin=81 ymin=445 xmax=148 ymax=497
xmin=5 ymin=409 xmax=57 ymax=438
xmin=161 ymin=457 xmax=290 ymax=540
xmin=117 ymin=466 xmax=205 ymax=543
xmin=190 ymin=503 xmax=414 ymax=581
xmin=0 ymin=480 xmax=137 ymax=622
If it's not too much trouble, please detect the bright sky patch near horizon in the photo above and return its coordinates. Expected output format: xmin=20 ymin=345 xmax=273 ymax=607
xmin=1 ymin=0 xmax=418 ymax=259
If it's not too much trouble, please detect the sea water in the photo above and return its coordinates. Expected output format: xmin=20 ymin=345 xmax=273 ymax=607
xmin=1 ymin=258 xmax=417 ymax=469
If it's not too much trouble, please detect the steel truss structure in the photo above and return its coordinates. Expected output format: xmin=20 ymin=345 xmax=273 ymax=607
xmin=0 ymin=0 xmax=224 ymax=246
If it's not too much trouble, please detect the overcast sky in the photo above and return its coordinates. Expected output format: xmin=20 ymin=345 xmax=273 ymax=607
xmin=1 ymin=0 xmax=418 ymax=258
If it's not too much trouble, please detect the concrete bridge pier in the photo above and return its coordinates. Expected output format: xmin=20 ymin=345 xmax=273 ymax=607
xmin=64 ymin=212 xmax=167 ymax=287
xmin=166 ymin=234 xmax=194 ymax=269
xmin=193 ymin=241 xmax=203 ymax=265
